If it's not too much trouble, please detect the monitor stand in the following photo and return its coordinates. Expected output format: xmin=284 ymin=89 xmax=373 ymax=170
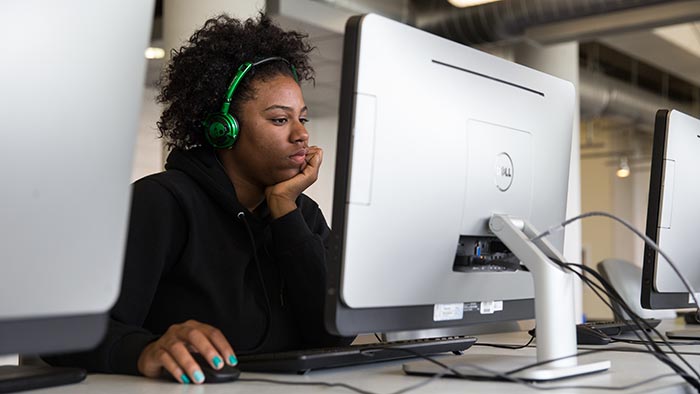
xmin=405 ymin=215 xmax=610 ymax=382
xmin=664 ymin=313 xmax=700 ymax=339
xmin=486 ymin=214 xmax=610 ymax=380
xmin=666 ymin=330 xmax=700 ymax=340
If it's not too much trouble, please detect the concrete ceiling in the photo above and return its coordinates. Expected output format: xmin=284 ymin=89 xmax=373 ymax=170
xmin=601 ymin=21 xmax=700 ymax=87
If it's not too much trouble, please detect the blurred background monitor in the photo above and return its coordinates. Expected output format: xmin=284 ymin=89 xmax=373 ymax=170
xmin=325 ymin=13 xmax=576 ymax=338
xmin=0 ymin=0 xmax=153 ymax=389
xmin=642 ymin=109 xmax=700 ymax=336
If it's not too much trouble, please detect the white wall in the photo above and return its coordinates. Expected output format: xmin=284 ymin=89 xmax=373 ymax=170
xmin=580 ymin=124 xmax=651 ymax=319
xmin=163 ymin=0 xmax=265 ymax=56
xmin=581 ymin=156 xmax=615 ymax=319
xmin=304 ymin=115 xmax=339 ymax=224
xmin=131 ymin=87 xmax=163 ymax=182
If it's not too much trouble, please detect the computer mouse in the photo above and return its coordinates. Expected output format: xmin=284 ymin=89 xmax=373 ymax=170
xmin=194 ymin=352 xmax=241 ymax=383
xmin=163 ymin=352 xmax=240 ymax=383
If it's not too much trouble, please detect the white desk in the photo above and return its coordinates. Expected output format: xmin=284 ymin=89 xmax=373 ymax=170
xmin=24 ymin=323 xmax=700 ymax=394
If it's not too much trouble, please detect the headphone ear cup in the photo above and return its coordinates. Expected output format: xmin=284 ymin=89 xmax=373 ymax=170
xmin=204 ymin=112 xmax=239 ymax=149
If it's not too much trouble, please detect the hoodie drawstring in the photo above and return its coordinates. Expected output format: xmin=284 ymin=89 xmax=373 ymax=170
xmin=237 ymin=211 xmax=272 ymax=352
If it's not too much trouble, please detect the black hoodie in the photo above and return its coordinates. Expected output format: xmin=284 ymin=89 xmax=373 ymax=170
xmin=46 ymin=147 xmax=350 ymax=375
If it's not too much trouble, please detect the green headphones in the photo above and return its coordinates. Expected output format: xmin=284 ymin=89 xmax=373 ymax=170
xmin=203 ymin=57 xmax=299 ymax=149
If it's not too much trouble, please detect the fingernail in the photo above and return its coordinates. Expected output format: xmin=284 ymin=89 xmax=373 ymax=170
xmin=193 ymin=370 xmax=205 ymax=383
xmin=212 ymin=355 xmax=223 ymax=368
xmin=180 ymin=374 xmax=191 ymax=384
xmin=228 ymin=354 xmax=238 ymax=366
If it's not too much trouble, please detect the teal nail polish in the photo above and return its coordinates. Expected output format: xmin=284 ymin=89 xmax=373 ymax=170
xmin=180 ymin=374 xmax=190 ymax=384
xmin=212 ymin=355 xmax=223 ymax=368
xmin=193 ymin=370 xmax=205 ymax=383
xmin=228 ymin=354 xmax=238 ymax=366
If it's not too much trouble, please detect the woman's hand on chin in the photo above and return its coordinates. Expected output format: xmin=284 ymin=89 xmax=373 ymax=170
xmin=266 ymin=146 xmax=323 ymax=219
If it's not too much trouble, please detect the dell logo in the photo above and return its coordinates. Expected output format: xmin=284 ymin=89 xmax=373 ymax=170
xmin=495 ymin=152 xmax=514 ymax=192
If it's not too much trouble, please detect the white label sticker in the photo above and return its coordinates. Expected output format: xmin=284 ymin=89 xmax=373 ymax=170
xmin=480 ymin=301 xmax=496 ymax=314
xmin=434 ymin=303 xmax=464 ymax=321
xmin=494 ymin=300 xmax=503 ymax=311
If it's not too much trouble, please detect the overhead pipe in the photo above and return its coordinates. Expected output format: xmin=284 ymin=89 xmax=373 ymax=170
xmin=413 ymin=0 xmax=694 ymax=46
xmin=579 ymin=69 xmax=696 ymax=132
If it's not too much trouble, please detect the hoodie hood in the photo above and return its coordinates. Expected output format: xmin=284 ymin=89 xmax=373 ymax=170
xmin=164 ymin=147 xmax=247 ymax=217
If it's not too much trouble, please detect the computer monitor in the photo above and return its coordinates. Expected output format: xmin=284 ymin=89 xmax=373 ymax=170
xmin=325 ymin=13 xmax=576 ymax=337
xmin=0 ymin=0 xmax=153 ymax=387
xmin=642 ymin=110 xmax=700 ymax=317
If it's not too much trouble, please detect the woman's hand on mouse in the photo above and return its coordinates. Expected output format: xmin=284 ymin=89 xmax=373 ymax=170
xmin=137 ymin=319 xmax=237 ymax=384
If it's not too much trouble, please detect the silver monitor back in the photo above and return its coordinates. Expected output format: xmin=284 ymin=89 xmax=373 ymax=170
xmin=0 ymin=0 xmax=153 ymax=354
xmin=642 ymin=109 xmax=700 ymax=309
xmin=326 ymin=14 xmax=574 ymax=336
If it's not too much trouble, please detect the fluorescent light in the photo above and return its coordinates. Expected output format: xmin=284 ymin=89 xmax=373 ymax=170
xmin=144 ymin=47 xmax=165 ymax=60
xmin=447 ymin=0 xmax=500 ymax=8
xmin=616 ymin=157 xmax=630 ymax=178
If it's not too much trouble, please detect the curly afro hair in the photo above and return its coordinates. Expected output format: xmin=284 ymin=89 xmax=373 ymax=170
xmin=156 ymin=13 xmax=315 ymax=150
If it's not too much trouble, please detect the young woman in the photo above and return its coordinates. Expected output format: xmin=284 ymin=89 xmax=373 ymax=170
xmin=47 ymin=13 xmax=349 ymax=384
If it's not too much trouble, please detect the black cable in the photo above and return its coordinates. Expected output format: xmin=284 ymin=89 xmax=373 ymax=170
xmin=542 ymin=254 xmax=665 ymax=354
xmin=532 ymin=211 xmax=700 ymax=312
xmin=527 ymin=237 xmax=669 ymax=364
xmin=522 ymin=209 xmax=700 ymax=391
xmin=362 ymin=346 xmax=686 ymax=392
xmin=237 ymin=335 xmax=692 ymax=393
xmin=361 ymin=346 xmax=534 ymax=385
xmin=526 ymin=373 xmax=680 ymax=391
xmin=562 ymin=262 xmax=660 ymax=352
xmin=548 ymin=258 xmax=700 ymax=390
xmin=474 ymin=334 xmax=535 ymax=349
xmin=563 ymin=261 xmax=700 ymax=381
xmin=579 ymin=345 xmax=700 ymax=356
xmin=238 ymin=377 xmax=377 ymax=394
xmin=239 ymin=362 xmax=447 ymax=394
xmin=559 ymin=261 xmax=698 ymax=379
xmin=611 ymin=338 xmax=700 ymax=346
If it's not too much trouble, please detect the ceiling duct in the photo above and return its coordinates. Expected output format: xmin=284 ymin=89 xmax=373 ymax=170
xmin=413 ymin=0 xmax=700 ymax=45
xmin=579 ymin=68 xmax=696 ymax=132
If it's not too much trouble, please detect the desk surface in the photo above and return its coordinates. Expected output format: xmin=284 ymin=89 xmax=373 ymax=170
xmin=26 ymin=322 xmax=700 ymax=394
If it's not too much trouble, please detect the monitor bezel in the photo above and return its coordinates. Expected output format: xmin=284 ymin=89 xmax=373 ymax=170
xmin=641 ymin=109 xmax=695 ymax=309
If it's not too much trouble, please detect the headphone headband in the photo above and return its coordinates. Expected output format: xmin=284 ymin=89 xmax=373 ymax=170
xmin=220 ymin=57 xmax=298 ymax=114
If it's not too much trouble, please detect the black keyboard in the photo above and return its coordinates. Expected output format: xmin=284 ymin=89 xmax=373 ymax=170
xmin=237 ymin=336 xmax=477 ymax=373
xmin=582 ymin=318 xmax=662 ymax=336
